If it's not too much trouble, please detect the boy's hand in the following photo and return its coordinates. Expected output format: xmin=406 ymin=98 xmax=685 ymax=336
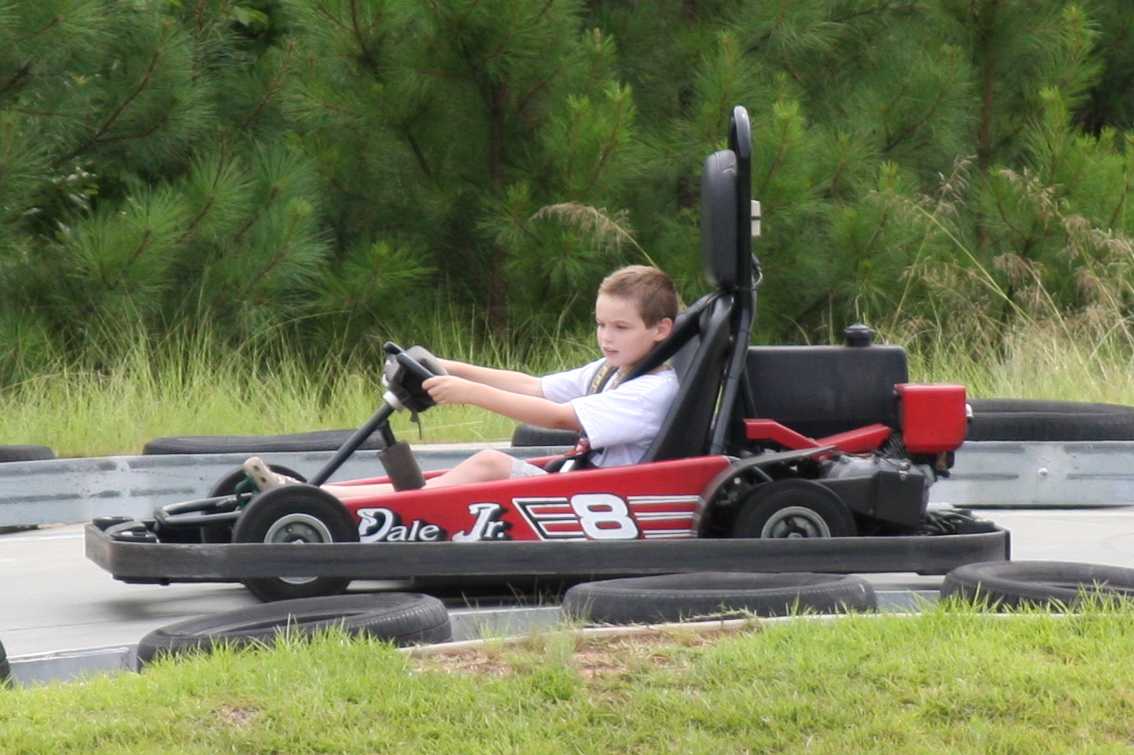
xmin=422 ymin=375 xmax=481 ymax=406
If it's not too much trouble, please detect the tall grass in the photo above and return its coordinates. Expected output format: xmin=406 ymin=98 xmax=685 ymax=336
xmin=0 ymin=319 xmax=598 ymax=457
xmin=876 ymin=164 xmax=1134 ymax=405
xmin=8 ymin=303 xmax=1134 ymax=458
xmin=7 ymin=301 xmax=1134 ymax=458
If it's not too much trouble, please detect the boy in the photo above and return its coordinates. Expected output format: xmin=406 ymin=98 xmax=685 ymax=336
xmin=243 ymin=264 xmax=680 ymax=496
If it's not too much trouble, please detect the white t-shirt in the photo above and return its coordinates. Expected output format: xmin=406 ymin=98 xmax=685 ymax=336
xmin=540 ymin=358 xmax=679 ymax=468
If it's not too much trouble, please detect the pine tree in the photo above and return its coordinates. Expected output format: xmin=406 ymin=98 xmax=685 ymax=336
xmin=0 ymin=0 xmax=329 ymax=381
xmin=281 ymin=0 xmax=639 ymax=347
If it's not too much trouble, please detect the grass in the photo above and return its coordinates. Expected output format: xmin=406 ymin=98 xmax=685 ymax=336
xmin=4 ymin=603 xmax=1134 ymax=752
xmin=4 ymin=310 xmax=1134 ymax=458
xmin=0 ymin=325 xmax=597 ymax=457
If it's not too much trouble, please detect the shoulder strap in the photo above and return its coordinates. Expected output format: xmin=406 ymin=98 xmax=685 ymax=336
xmin=587 ymin=362 xmax=619 ymax=394
xmin=552 ymin=362 xmax=617 ymax=474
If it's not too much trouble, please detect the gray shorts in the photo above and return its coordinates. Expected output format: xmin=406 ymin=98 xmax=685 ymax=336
xmin=510 ymin=457 xmax=549 ymax=479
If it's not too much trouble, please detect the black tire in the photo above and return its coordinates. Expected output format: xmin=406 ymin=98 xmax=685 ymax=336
xmin=942 ymin=560 xmax=1134 ymax=609
xmin=232 ymin=486 xmax=360 ymax=602
xmin=143 ymin=430 xmax=382 ymax=455
xmin=0 ymin=638 xmax=9 ymax=686
xmin=731 ymin=479 xmax=856 ymax=539
xmin=136 ymin=592 xmax=451 ymax=668
xmin=0 ymin=445 xmax=55 ymax=462
xmin=967 ymin=399 xmax=1134 ymax=441
xmin=562 ymin=572 xmax=877 ymax=625
xmin=510 ymin=423 xmax=580 ymax=448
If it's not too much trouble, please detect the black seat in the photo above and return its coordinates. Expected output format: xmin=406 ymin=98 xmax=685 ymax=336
xmin=632 ymin=110 xmax=756 ymax=461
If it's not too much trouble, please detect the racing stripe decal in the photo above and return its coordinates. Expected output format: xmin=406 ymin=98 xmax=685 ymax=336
xmin=514 ymin=494 xmax=698 ymax=541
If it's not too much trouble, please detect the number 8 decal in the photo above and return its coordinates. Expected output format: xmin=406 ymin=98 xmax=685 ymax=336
xmin=570 ymin=494 xmax=640 ymax=540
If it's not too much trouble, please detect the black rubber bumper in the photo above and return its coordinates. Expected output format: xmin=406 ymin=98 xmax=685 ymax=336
xmin=85 ymin=523 xmax=1011 ymax=583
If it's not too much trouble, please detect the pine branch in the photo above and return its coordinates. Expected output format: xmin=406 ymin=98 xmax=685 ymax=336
xmin=514 ymin=61 xmax=566 ymax=119
xmin=233 ymin=184 xmax=279 ymax=244
xmin=180 ymin=145 xmax=231 ymax=241
xmin=582 ymin=97 xmax=629 ymax=196
xmin=96 ymin=226 xmax=153 ymax=291
xmin=403 ymin=127 xmax=434 ymax=181
xmin=0 ymin=62 xmax=34 ymax=98
xmin=50 ymin=45 xmax=164 ymax=168
xmin=239 ymin=41 xmax=296 ymax=133
xmin=881 ymin=82 xmax=948 ymax=155
xmin=349 ymin=0 xmax=382 ymax=74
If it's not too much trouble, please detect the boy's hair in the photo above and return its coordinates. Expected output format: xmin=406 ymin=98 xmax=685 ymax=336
xmin=598 ymin=265 xmax=679 ymax=326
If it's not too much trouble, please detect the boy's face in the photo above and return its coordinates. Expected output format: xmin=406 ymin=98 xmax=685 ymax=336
xmin=594 ymin=293 xmax=673 ymax=371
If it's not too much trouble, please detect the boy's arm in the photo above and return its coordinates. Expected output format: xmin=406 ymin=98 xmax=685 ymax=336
xmin=436 ymin=359 xmax=543 ymax=397
xmin=423 ymin=376 xmax=582 ymax=431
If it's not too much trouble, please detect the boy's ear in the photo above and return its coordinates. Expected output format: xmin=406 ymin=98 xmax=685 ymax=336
xmin=654 ymin=317 xmax=674 ymax=341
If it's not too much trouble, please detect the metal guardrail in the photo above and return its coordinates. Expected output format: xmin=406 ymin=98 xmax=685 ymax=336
xmin=1 ymin=440 xmax=1132 ymax=529
xmin=0 ymin=445 xmax=555 ymax=527
xmin=934 ymin=440 xmax=1134 ymax=508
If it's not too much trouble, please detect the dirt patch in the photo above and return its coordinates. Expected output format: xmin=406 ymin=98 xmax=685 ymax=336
xmin=411 ymin=622 xmax=759 ymax=678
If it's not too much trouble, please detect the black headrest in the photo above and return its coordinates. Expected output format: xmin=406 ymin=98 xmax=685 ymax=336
xmin=701 ymin=149 xmax=741 ymax=290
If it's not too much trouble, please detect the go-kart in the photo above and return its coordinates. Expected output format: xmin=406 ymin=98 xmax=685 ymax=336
xmin=86 ymin=106 xmax=1009 ymax=602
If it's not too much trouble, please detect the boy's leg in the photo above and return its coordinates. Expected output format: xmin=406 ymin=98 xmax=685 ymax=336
xmin=325 ymin=449 xmax=519 ymax=500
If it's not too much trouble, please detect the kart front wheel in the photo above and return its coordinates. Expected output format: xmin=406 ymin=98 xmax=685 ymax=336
xmin=731 ymin=479 xmax=856 ymax=539
xmin=232 ymin=486 xmax=359 ymax=602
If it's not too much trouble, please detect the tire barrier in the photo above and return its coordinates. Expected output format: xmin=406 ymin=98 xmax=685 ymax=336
xmin=143 ymin=430 xmax=382 ymax=455
xmin=561 ymin=572 xmax=877 ymax=625
xmin=136 ymin=592 xmax=451 ymax=668
xmin=0 ymin=445 xmax=55 ymax=463
xmin=967 ymin=399 xmax=1134 ymax=442
xmin=510 ymin=423 xmax=579 ymax=448
xmin=941 ymin=560 xmax=1134 ymax=609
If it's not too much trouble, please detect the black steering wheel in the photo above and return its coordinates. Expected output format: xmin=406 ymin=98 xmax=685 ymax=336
xmin=382 ymin=343 xmax=448 ymax=413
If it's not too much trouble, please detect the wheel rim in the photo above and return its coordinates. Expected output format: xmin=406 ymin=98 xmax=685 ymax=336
xmin=264 ymin=513 xmax=334 ymax=585
xmin=759 ymin=506 xmax=831 ymax=538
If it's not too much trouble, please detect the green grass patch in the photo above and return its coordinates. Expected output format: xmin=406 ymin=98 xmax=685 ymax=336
xmin=4 ymin=605 xmax=1134 ymax=752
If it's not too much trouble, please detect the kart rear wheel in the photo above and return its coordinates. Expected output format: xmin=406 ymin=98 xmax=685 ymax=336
xmin=232 ymin=486 xmax=359 ymax=602
xmin=731 ymin=479 xmax=856 ymax=539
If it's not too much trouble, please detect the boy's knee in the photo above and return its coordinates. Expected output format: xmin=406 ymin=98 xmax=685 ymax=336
xmin=465 ymin=449 xmax=514 ymax=479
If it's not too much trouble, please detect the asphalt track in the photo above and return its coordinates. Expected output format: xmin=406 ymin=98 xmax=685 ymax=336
xmin=5 ymin=506 xmax=1134 ymax=667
